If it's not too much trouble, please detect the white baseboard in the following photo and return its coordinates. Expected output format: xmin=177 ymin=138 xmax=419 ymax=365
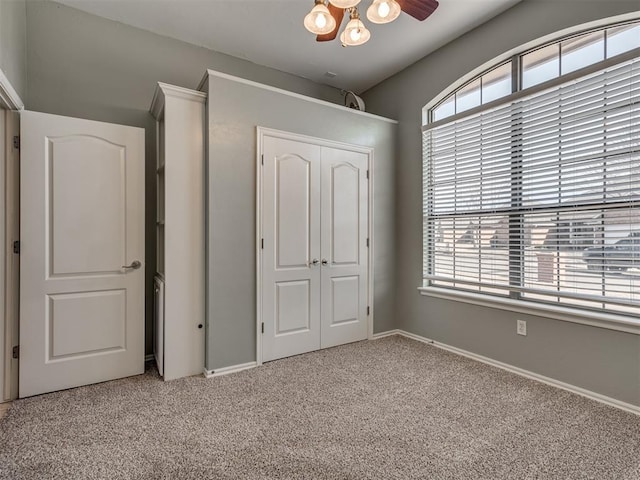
xmin=144 ymin=354 xmax=155 ymax=363
xmin=371 ymin=329 xmax=400 ymax=340
xmin=393 ymin=330 xmax=640 ymax=416
xmin=203 ymin=361 xmax=257 ymax=379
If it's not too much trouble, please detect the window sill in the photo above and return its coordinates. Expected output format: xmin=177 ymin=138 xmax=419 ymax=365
xmin=417 ymin=286 xmax=640 ymax=335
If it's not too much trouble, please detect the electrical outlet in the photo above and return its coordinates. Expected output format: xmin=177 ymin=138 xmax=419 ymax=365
xmin=517 ymin=319 xmax=527 ymax=336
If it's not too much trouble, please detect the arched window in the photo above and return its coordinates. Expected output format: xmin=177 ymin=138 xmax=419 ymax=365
xmin=422 ymin=20 xmax=640 ymax=316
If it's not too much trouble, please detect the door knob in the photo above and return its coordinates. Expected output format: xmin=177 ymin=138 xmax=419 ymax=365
xmin=122 ymin=260 xmax=142 ymax=270
xmin=309 ymin=259 xmax=319 ymax=267
xmin=321 ymin=259 xmax=328 ymax=266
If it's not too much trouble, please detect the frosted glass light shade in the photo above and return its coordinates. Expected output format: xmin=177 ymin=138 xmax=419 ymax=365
xmin=340 ymin=18 xmax=371 ymax=46
xmin=366 ymin=0 xmax=401 ymax=24
xmin=329 ymin=0 xmax=361 ymax=8
xmin=304 ymin=3 xmax=337 ymax=35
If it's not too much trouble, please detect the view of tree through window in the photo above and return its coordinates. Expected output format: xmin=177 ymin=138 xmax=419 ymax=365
xmin=423 ymin=21 xmax=640 ymax=315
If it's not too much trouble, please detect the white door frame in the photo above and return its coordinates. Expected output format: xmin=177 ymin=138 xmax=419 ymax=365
xmin=0 ymin=107 xmax=5 ymax=401
xmin=0 ymin=65 xmax=23 ymax=402
xmin=255 ymin=126 xmax=375 ymax=366
xmin=3 ymin=111 xmax=19 ymax=402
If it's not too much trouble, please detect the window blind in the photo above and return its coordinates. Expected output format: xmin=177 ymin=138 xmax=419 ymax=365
xmin=423 ymin=56 xmax=640 ymax=312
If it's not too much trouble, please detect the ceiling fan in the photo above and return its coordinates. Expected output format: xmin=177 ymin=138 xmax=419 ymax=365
xmin=304 ymin=0 xmax=439 ymax=47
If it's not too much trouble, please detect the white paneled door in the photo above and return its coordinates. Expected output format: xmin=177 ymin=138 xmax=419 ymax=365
xmin=261 ymin=137 xmax=321 ymax=362
xmin=19 ymin=111 xmax=145 ymax=397
xmin=320 ymin=147 xmax=369 ymax=348
xmin=261 ymin=133 xmax=369 ymax=363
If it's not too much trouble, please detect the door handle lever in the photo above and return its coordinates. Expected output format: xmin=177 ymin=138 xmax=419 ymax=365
xmin=122 ymin=260 xmax=142 ymax=270
xmin=309 ymin=259 xmax=319 ymax=267
xmin=321 ymin=259 xmax=328 ymax=266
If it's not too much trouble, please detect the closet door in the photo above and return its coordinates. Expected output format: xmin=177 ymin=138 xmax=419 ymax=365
xmin=320 ymin=147 xmax=369 ymax=348
xmin=262 ymin=137 xmax=321 ymax=362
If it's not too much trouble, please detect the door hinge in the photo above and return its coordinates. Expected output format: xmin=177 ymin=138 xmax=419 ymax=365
xmin=13 ymin=136 xmax=20 ymax=150
xmin=12 ymin=345 xmax=19 ymax=359
xmin=261 ymin=322 xmax=264 ymax=334
xmin=366 ymin=169 xmax=369 ymax=179
xmin=367 ymin=306 xmax=370 ymax=316
xmin=261 ymin=238 xmax=264 ymax=249
xmin=13 ymin=240 xmax=19 ymax=254
xmin=366 ymin=238 xmax=369 ymax=248
xmin=261 ymin=154 xmax=264 ymax=166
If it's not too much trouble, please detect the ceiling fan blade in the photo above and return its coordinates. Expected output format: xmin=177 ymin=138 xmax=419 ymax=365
xmin=316 ymin=3 xmax=344 ymax=42
xmin=397 ymin=0 xmax=439 ymax=21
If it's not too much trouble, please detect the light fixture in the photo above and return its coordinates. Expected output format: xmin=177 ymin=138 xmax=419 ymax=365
xmin=366 ymin=0 xmax=401 ymax=24
xmin=339 ymin=8 xmax=371 ymax=47
xmin=328 ymin=0 xmax=361 ymax=8
xmin=304 ymin=0 xmax=337 ymax=35
xmin=305 ymin=0 xmax=439 ymax=47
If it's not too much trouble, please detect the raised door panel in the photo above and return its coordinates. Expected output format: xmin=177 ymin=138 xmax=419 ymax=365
xmin=48 ymin=290 xmax=126 ymax=359
xmin=276 ymin=155 xmax=311 ymax=269
xmin=276 ymin=280 xmax=310 ymax=335
xmin=331 ymin=163 xmax=360 ymax=266
xmin=330 ymin=276 xmax=360 ymax=326
xmin=49 ymin=136 xmax=125 ymax=276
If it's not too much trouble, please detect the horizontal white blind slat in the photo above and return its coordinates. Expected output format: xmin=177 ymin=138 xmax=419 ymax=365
xmin=423 ymin=56 xmax=640 ymax=312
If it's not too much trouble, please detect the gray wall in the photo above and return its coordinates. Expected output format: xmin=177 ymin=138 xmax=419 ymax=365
xmin=205 ymin=74 xmax=397 ymax=370
xmin=25 ymin=1 xmax=344 ymax=355
xmin=363 ymin=0 xmax=640 ymax=406
xmin=0 ymin=0 xmax=26 ymax=101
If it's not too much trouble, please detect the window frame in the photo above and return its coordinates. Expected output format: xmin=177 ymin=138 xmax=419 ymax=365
xmin=428 ymin=20 xmax=640 ymax=125
xmin=421 ymin=19 xmax=640 ymax=332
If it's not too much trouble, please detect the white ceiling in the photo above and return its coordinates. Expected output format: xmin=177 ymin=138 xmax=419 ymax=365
xmin=54 ymin=0 xmax=522 ymax=92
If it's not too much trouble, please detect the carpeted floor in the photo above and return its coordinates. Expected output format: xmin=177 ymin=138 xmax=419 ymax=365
xmin=1 ymin=335 xmax=639 ymax=479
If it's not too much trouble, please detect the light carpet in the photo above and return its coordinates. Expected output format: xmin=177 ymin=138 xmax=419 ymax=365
xmin=1 ymin=335 xmax=639 ymax=479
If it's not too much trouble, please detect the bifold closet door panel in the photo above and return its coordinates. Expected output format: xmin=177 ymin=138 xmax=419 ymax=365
xmin=261 ymin=136 xmax=322 ymax=362
xmin=320 ymin=147 xmax=369 ymax=348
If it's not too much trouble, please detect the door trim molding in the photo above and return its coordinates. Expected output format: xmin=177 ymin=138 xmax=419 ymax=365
xmin=0 ymin=69 xmax=24 ymax=111
xmin=255 ymin=127 xmax=374 ymax=366
xmin=3 ymin=111 xmax=19 ymax=402
xmin=0 ymin=68 xmax=23 ymax=400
